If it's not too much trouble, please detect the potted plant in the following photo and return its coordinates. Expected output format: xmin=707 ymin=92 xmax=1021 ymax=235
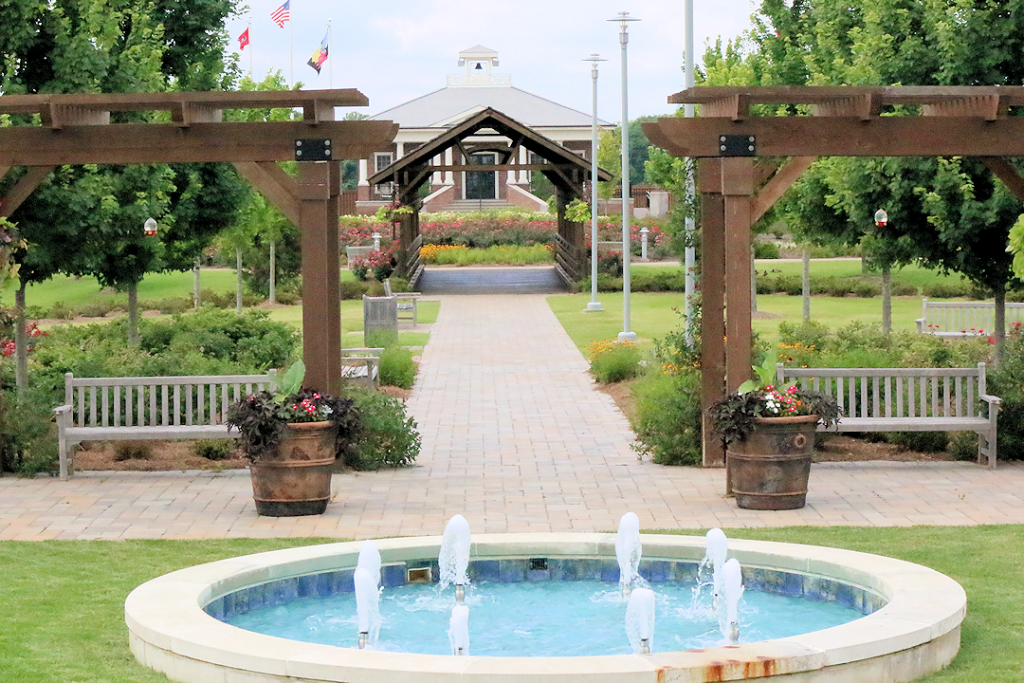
xmin=708 ymin=360 xmax=840 ymax=511
xmin=226 ymin=361 xmax=360 ymax=517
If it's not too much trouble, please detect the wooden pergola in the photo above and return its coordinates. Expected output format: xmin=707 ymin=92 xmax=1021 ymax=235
xmin=367 ymin=108 xmax=611 ymax=286
xmin=0 ymin=90 xmax=398 ymax=395
xmin=643 ymin=86 xmax=1024 ymax=465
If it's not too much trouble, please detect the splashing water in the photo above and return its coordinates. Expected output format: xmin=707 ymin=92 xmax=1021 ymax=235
xmin=354 ymin=567 xmax=381 ymax=648
xmin=624 ymin=587 xmax=656 ymax=654
xmin=694 ymin=528 xmax=728 ymax=610
xmin=448 ymin=604 xmax=470 ymax=655
xmin=615 ymin=512 xmax=642 ymax=595
xmin=721 ymin=558 xmax=744 ymax=643
xmin=439 ymin=515 xmax=471 ymax=591
xmin=357 ymin=540 xmax=381 ymax=589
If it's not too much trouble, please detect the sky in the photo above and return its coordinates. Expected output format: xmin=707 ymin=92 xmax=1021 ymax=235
xmin=226 ymin=0 xmax=759 ymax=123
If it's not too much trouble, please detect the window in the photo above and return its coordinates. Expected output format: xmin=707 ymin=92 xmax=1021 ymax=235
xmin=374 ymin=152 xmax=394 ymax=174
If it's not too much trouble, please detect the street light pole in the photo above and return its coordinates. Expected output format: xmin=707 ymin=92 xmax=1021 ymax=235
xmin=584 ymin=54 xmax=607 ymax=313
xmin=683 ymin=0 xmax=697 ymax=345
xmin=609 ymin=11 xmax=640 ymax=342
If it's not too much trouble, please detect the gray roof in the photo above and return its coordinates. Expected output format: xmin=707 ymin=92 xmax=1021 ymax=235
xmin=370 ymin=85 xmax=608 ymax=129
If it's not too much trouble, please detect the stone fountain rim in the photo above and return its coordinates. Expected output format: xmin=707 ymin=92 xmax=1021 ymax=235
xmin=125 ymin=532 xmax=966 ymax=683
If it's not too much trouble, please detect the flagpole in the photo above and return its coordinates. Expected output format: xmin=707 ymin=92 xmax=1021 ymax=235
xmin=328 ymin=18 xmax=333 ymax=88
xmin=289 ymin=2 xmax=294 ymax=87
xmin=248 ymin=19 xmax=252 ymax=76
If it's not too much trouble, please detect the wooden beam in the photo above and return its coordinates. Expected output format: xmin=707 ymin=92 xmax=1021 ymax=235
xmin=983 ymin=157 xmax=1024 ymax=201
xmin=702 ymin=94 xmax=750 ymax=121
xmin=41 ymin=104 xmax=110 ymax=129
xmin=751 ymin=156 xmax=817 ymax=224
xmin=0 ymin=166 xmax=55 ymax=217
xmin=171 ymin=103 xmax=223 ymax=127
xmin=667 ymin=85 xmax=1024 ymax=108
xmin=923 ymin=95 xmax=1008 ymax=121
xmin=699 ymin=159 xmax=726 ymax=468
xmin=645 ymin=116 xmax=1024 ymax=158
xmin=813 ymin=94 xmax=879 ymax=120
xmin=0 ymin=121 xmax=399 ymax=166
xmin=232 ymin=162 xmax=300 ymax=225
xmin=721 ymin=158 xmax=754 ymax=394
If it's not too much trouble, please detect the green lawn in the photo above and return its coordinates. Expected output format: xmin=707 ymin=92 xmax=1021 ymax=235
xmin=548 ymin=291 xmax=926 ymax=351
xmin=1 ymin=527 xmax=1020 ymax=682
xmin=751 ymin=257 xmax=968 ymax=291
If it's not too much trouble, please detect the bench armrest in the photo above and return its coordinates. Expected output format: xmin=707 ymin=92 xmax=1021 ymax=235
xmin=980 ymin=393 xmax=1001 ymax=407
xmin=915 ymin=317 xmax=925 ymax=333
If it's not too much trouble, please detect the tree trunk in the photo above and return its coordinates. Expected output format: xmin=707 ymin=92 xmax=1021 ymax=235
xmin=802 ymin=248 xmax=810 ymax=322
xmin=14 ymin=283 xmax=27 ymax=392
xmin=127 ymin=281 xmax=139 ymax=345
xmin=236 ymin=247 xmax=243 ymax=313
xmin=269 ymin=242 xmax=276 ymax=305
xmin=994 ymin=284 xmax=1006 ymax=365
xmin=882 ymin=262 xmax=892 ymax=333
xmin=193 ymin=255 xmax=201 ymax=309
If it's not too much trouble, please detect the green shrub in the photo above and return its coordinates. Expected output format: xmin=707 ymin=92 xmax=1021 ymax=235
xmin=49 ymin=301 xmax=75 ymax=320
xmin=585 ymin=339 xmax=642 ymax=383
xmin=631 ymin=270 xmax=686 ymax=292
xmin=947 ymin=432 xmax=978 ymax=461
xmin=339 ymin=280 xmax=369 ymax=300
xmin=987 ymin=334 xmax=1024 ymax=460
xmin=754 ymin=242 xmax=780 ymax=259
xmin=346 ymin=388 xmax=421 ymax=470
xmin=193 ymin=439 xmax=235 ymax=460
xmin=923 ymin=280 xmax=972 ymax=298
xmin=630 ymin=368 xmax=702 ymax=466
xmin=364 ymin=328 xmax=398 ymax=349
xmin=851 ymin=281 xmax=882 ymax=298
xmin=77 ymin=302 xmax=118 ymax=318
xmin=892 ymin=283 xmax=918 ymax=296
xmin=140 ymin=297 xmax=191 ymax=315
xmin=886 ymin=431 xmax=949 ymax=453
xmin=379 ymin=345 xmax=416 ymax=389
xmin=113 ymin=440 xmax=152 ymax=461
xmin=0 ymin=384 xmax=58 ymax=475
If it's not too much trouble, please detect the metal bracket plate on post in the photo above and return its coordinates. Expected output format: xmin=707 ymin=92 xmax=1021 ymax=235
xmin=718 ymin=135 xmax=755 ymax=157
xmin=295 ymin=139 xmax=332 ymax=161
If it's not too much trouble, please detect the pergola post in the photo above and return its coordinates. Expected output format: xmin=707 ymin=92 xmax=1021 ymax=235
xmin=722 ymin=157 xmax=755 ymax=393
xmin=298 ymin=161 xmax=342 ymax=395
xmin=699 ymin=158 xmax=726 ymax=467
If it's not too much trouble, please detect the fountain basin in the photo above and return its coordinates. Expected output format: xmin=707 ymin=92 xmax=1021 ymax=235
xmin=125 ymin=533 xmax=966 ymax=682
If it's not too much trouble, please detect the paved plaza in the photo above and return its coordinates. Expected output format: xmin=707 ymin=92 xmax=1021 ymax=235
xmin=2 ymin=293 xmax=1024 ymax=541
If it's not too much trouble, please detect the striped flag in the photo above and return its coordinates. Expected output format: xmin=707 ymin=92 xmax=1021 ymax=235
xmin=270 ymin=0 xmax=290 ymax=27
xmin=307 ymin=31 xmax=329 ymax=74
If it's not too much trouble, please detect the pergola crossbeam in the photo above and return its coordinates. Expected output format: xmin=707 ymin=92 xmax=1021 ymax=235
xmin=1 ymin=166 xmax=56 ymax=218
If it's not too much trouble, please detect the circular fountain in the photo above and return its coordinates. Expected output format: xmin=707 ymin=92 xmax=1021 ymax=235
xmin=126 ymin=533 xmax=965 ymax=683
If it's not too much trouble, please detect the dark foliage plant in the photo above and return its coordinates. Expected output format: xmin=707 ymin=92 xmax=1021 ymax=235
xmin=226 ymin=388 xmax=360 ymax=463
xmin=708 ymin=387 xmax=841 ymax=447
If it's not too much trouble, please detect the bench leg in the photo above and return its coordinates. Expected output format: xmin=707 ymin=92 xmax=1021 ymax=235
xmin=58 ymin=433 xmax=71 ymax=480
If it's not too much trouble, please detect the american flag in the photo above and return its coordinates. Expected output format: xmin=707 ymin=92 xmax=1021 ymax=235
xmin=270 ymin=0 xmax=290 ymax=28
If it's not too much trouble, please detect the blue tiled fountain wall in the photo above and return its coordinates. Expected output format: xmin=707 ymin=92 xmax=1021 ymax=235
xmin=204 ymin=557 xmax=886 ymax=622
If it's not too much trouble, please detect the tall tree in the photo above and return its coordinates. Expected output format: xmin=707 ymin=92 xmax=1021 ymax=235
xmin=751 ymin=0 xmax=1024 ymax=355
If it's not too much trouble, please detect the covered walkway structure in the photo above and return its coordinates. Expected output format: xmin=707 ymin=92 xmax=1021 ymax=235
xmin=645 ymin=86 xmax=1024 ymax=464
xmin=368 ymin=108 xmax=611 ymax=288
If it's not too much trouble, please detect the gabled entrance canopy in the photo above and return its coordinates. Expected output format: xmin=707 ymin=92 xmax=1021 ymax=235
xmin=644 ymin=85 xmax=1024 ymax=465
xmin=368 ymin=107 xmax=611 ymax=203
xmin=368 ymin=107 xmax=611 ymax=286
xmin=0 ymin=89 xmax=398 ymax=395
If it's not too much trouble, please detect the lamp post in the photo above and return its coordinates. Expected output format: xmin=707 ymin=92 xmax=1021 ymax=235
xmin=609 ymin=11 xmax=640 ymax=342
xmin=583 ymin=53 xmax=607 ymax=313
xmin=874 ymin=209 xmax=892 ymax=332
xmin=683 ymin=0 xmax=696 ymax=345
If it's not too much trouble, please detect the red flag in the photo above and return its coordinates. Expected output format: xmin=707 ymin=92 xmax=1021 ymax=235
xmin=238 ymin=27 xmax=250 ymax=51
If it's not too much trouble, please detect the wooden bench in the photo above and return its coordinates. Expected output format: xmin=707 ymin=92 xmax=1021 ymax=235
xmin=54 ymin=371 xmax=277 ymax=479
xmin=384 ymin=278 xmax=420 ymax=324
xmin=776 ymin=363 xmax=1000 ymax=468
xmin=916 ymin=298 xmax=1024 ymax=338
xmin=340 ymin=348 xmax=384 ymax=388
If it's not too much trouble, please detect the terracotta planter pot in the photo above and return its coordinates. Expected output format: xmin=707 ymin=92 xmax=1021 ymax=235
xmin=250 ymin=421 xmax=337 ymax=517
xmin=727 ymin=414 xmax=819 ymax=510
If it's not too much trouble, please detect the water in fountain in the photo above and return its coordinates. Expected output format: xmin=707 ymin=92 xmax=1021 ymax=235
xmin=357 ymin=540 xmax=381 ymax=588
xmin=448 ymin=604 xmax=470 ymax=656
xmin=439 ymin=515 xmax=472 ymax=593
xmin=721 ymin=558 xmax=745 ymax=643
xmin=353 ymin=567 xmax=381 ymax=648
xmin=699 ymin=528 xmax=728 ymax=608
xmin=614 ymin=512 xmax=642 ymax=596
xmin=624 ymin=587 xmax=656 ymax=654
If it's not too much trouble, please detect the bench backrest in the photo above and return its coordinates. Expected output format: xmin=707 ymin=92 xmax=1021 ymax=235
xmin=64 ymin=372 xmax=277 ymax=428
xmin=346 ymin=246 xmax=373 ymax=267
xmin=921 ymin=298 xmax=1024 ymax=335
xmin=776 ymin=363 xmax=986 ymax=419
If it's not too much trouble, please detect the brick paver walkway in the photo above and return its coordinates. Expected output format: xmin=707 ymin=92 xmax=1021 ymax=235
xmin=2 ymin=293 xmax=1024 ymax=541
